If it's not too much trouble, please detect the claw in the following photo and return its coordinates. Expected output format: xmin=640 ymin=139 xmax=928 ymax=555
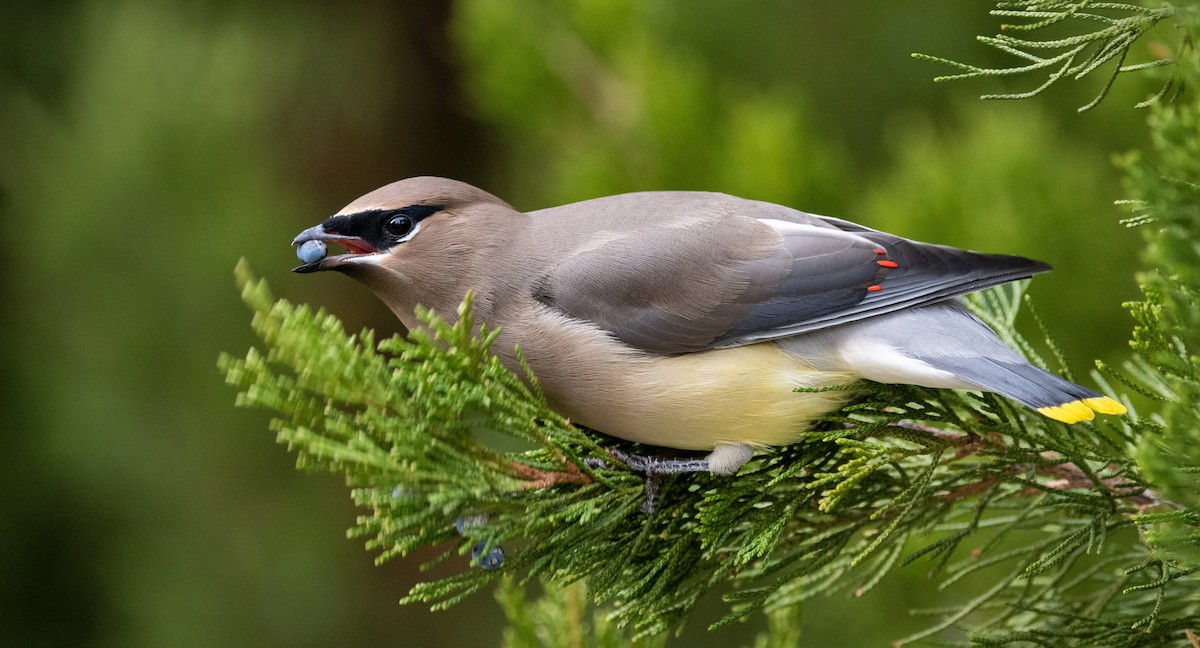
xmin=588 ymin=444 xmax=756 ymax=512
xmin=591 ymin=448 xmax=711 ymax=513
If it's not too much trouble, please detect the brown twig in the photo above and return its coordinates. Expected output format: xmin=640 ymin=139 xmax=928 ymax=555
xmin=510 ymin=457 xmax=594 ymax=489
xmin=851 ymin=420 xmax=1165 ymax=511
xmin=1027 ymin=454 xmax=1163 ymax=510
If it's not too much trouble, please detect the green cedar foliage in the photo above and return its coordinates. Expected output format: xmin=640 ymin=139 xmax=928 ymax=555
xmin=1118 ymin=70 xmax=1200 ymax=569
xmin=913 ymin=1 xmax=1189 ymax=111
xmin=221 ymin=262 xmax=1191 ymax=644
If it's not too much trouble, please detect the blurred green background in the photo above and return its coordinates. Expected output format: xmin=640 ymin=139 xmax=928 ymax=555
xmin=1 ymin=1 xmax=1155 ymax=646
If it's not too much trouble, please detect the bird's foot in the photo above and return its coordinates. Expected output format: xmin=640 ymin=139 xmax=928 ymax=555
xmin=586 ymin=444 xmax=754 ymax=513
xmin=597 ymin=448 xmax=712 ymax=475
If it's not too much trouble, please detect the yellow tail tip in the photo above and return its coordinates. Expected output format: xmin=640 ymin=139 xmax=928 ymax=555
xmin=1083 ymin=396 xmax=1127 ymax=416
xmin=1038 ymin=401 xmax=1095 ymax=423
xmin=1038 ymin=397 xmax=1126 ymax=423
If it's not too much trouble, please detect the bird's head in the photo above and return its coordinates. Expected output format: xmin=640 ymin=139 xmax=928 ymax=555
xmin=291 ymin=176 xmax=519 ymax=326
xmin=292 ymin=176 xmax=513 ymax=276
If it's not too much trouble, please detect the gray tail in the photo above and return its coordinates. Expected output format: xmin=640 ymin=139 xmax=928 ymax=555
xmin=935 ymin=357 xmax=1096 ymax=409
xmin=930 ymin=357 xmax=1124 ymax=423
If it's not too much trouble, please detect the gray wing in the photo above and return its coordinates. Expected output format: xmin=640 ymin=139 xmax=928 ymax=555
xmin=534 ymin=202 xmax=1049 ymax=355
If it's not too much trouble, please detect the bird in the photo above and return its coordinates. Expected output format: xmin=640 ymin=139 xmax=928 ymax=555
xmin=292 ymin=176 xmax=1125 ymax=480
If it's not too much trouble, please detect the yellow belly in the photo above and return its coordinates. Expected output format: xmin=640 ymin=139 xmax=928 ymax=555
xmin=590 ymin=343 xmax=855 ymax=450
xmin=516 ymin=331 xmax=856 ymax=450
xmin=493 ymin=306 xmax=856 ymax=451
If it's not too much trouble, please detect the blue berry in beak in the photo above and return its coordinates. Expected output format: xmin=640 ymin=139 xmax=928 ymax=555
xmin=297 ymin=239 xmax=328 ymax=264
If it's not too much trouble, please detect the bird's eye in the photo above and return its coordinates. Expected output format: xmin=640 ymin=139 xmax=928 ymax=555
xmin=384 ymin=214 xmax=415 ymax=238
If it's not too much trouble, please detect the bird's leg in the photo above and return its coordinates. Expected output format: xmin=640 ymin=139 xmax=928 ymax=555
xmin=603 ymin=448 xmax=711 ymax=474
xmin=589 ymin=444 xmax=755 ymax=512
xmin=642 ymin=473 xmax=662 ymax=514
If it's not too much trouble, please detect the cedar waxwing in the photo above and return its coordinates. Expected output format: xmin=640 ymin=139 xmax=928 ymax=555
xmin=292 ymin=176 xmax=1125 ymax=477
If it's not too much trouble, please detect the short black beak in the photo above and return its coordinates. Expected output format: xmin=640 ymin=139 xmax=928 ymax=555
xmin=292 ymin=262 xmax=323 ymax=274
